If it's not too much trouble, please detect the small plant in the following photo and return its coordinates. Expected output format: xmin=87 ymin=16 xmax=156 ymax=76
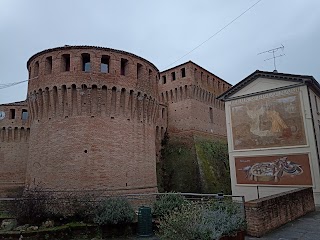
xmin=158 ymin=201 xmax=246 ymax=240
xmin=153 ymin=193 xmax=186 ymax=218
xmin=93 ymin=197 xmax=135 ymax=225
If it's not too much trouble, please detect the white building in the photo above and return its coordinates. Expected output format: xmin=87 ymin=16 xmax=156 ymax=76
xmin=218 ymin=70 xmax=320 ymax=205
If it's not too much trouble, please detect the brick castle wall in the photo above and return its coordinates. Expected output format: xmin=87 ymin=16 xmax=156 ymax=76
xmin=159 ymin=61 xmax=230 ymax=137
xmin=26 ymin=46 xmax=160 ymax=192
xmin=0 ymin=46 xmax=231 ymax=196
xmin=0 ymin=102 xmax=30 ymax=197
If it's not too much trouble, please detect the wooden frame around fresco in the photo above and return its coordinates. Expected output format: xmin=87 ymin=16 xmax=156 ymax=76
xmin=229 ymin=87 xmax=308 ymax=151
xmin=234 ymin=153 xmax=313 ymax=186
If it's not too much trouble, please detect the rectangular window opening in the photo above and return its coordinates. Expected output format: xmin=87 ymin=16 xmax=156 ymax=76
xmin=62 ymin=54 xmax=70 ymax=72
xmin=137 ymin=63 xmax=142 ymax=79
xmin=121 ymin=58 xmax=128 ymax=76
xmin=171 ymin=72 xmax=176 ymax=81
xmin=34 ymin=62 xmax=39 ymax=77
xmin=162 ymin=75 xmax=166 ymax=84
xmin=315 ymin=96 xmax=319 ymax=113
xmin=209 ymin=107 xmax=213 ymax=123
xmin=22 ymin=109 xmax=28 ymax=120
xmin=28 ymin=67 xmax=32 ymax=79
xmin=81 ymin=53 xmax=90 ymax=72
xmin=45 ymin=56 xmax=52 ymax=74
xmin=10 ymin=109 xmax=16 ymax=119
xmin=181 ymin=68 xmax=186 ymax=78
xmin=149 ymin=69 xmax=152 ymax=80
xmin=101 ymin=55 xmax=110 ymax=73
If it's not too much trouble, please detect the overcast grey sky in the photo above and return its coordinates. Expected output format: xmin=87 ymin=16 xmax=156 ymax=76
xmin=1 ymin=0 xmax=320 ymax=104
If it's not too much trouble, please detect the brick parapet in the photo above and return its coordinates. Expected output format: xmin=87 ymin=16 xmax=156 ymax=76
xmin=245 ymin=187 xmax=315 ymax=237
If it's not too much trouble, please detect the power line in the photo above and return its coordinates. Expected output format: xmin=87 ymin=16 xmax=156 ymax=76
xmin=0 ymin=77 xmax=37 ymax=90
xmin=0 ymin=80 xmax=28 ymax=89
xmin=162 ymin=0 xmax=263 ymax=70
xmin=1 ymin=1 xmax=263 ymax=89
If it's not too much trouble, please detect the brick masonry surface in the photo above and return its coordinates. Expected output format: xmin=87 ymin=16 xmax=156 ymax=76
xmin=0 ymin=46 xmax=231 ymax=196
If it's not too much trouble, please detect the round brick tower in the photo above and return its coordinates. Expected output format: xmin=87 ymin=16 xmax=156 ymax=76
xmin=26 ymin=46 xmax=159 ymax=194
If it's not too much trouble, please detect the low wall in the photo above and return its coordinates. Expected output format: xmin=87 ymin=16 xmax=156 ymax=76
xmin=0 ymin=184 xmax=24 ymax=198
xmin=245 ymin=187 xmax=315 ymax=237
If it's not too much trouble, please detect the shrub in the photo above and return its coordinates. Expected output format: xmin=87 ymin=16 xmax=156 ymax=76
xmin=158 ymin=201 xmax=246 ymax=240
xmin=158 ymin=203 xmax=204 ymax=240
xmin=10 ymin=188 xmax=52 ymax=224
xmin=199 ymin=208 xmax=246 ymax=238
xmin=46 ymin=193 xmax=95 ymax=223
xmin=67 ymin=194 xmax=95 ymax=222
xmin=208 ymin=199 xmax=244 ymax=216
xmin=153 ymin=193 xmax=186 ymax=218
xmin=93 ymin=198 xmax=135 ymax=225
xmin=10 ymin=187 xmax=97 ymax=225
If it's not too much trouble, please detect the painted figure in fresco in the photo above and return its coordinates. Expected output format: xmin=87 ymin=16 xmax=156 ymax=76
xmin=246 ymin=106 xmax=270 ymax=137
xmin=266 ymin=110 xmax=288 ymax=133
xmin=242 ymin=156 xmax=303 ymax=182
xmin=246 ymin=106 xmax=290 ymax=138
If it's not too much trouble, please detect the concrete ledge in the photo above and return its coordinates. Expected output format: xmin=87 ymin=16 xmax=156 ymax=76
xmin=245 ymin=187 xmax=315 ymax=237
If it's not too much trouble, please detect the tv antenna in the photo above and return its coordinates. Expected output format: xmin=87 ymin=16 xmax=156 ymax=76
xmin=258 ymin=44 xmax=285 ymax=71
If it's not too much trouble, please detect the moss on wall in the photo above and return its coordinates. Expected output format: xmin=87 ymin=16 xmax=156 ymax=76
xmin=157 ymin=134 xmax=201 ymax=193
xmin=194 ymin=137 xmax=231 ymax=194
xmin=157 ymin=134 xmax=231 ymax=194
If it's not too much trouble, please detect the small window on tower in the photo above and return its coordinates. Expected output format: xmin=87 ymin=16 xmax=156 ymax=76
xmin=181 ymin=68 xmax=186 ymax=78
xmin=61 ymin=54 xmax=70 ymax=71
xmin=137 ymin=63 xmax=142 ymax=79
xmin=171 ymin=72 xmax=176 ymax=81
xmin=9 ymin=109 xmax=16 ymax=119
xmin=121 ymin=58 xmax=128 ymax=76
xmin=101 ymin=55 xmax=110 ymax=73
xmin=28 ymin=67 xmax=32 ymax=79
xmin=209 ymin=107 xmax=213 ymax=123
xmin=162 ymin=75 xmax=166 ymax=84
xmin=45 ymin=56 xmax=52 ymax=74
xmin=22 ymin=109 xmax=28 ymax=120
xmin=34 ymin=61 xmax=39 ymax=77
xmin=81 ymin=53 xmax=91 ymax=72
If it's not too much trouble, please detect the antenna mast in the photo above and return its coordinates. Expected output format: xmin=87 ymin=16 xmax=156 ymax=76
xmin=258 ymin=44 xmax=285 ymax=71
